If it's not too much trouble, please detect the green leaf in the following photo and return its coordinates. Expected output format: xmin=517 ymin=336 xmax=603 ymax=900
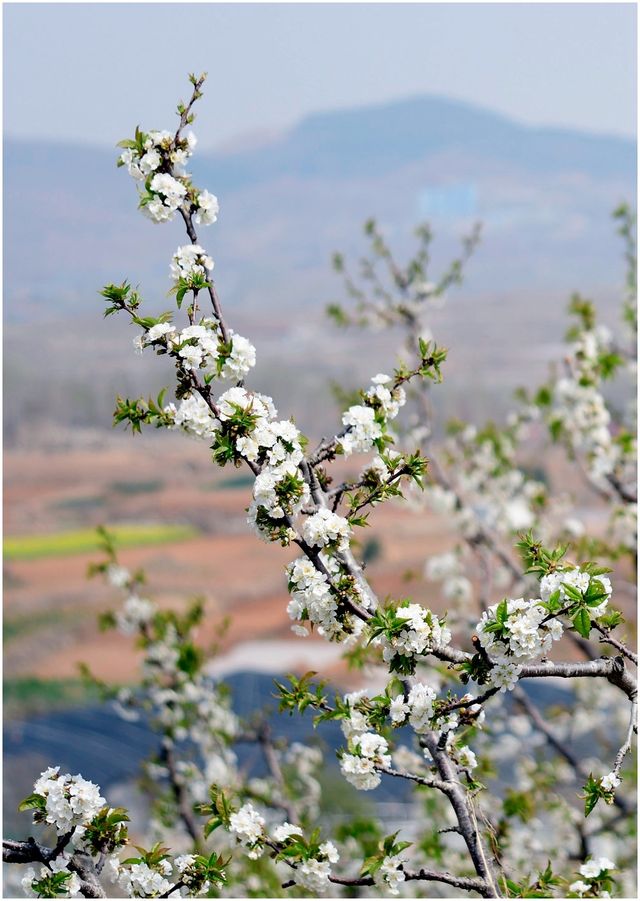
xmin=18 ymin=792 xmax=46 ymax=813
xmin=572 ymin=608 xmax=591 ymax=639
xmin=562 ymin=582 xmax=584 ymax=602
xmin=495 ymin=599 xmax=509 ymax=625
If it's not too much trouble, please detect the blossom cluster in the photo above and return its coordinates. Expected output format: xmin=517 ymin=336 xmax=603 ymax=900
xmin=139 ymin=318 xmax=256 ymax=382
xmin=545 ymin=320 xmax=636 ymax=498
xmin=540 ymin=568 xmax=612 ymax=619
xmin=117 ymin=860 xmax=174 ymax=897
xmin=229 ymin=802 xmax=265 ymax=859
xmin=168 ymin=393 xmax=218 ymax=441
xmin=119 ymin=126 xmax=219 ymax=227
xmin=389 ymin=682 xmax=464 ymax=735
xmin=115 ymin=593 xmax=156 ymax=634
xmin=569 ymin=856 xmax=616 ymax=896
xmin=552 ymin=377 xmax=619 ymax=482
xmin=340 ymin=732 xmax=391 ymax=791
xmin=476 ymin=598 xmax=564 ymax=665
xmin=31 ymin=767 xmax=105 ymax=834
xmin=286 ymin=555 xmax=365 ymax=642
xmin=379 ymin=602 xmax=452 ymax=670
xmin=302 ymin=508 xmax=352 ymax=550
xmin=170 ymin=244 xmax=213 ymax=283
xmin=340 ymin=373 xmax=406 ymax=456
xmin=269 ymin=824 xmax=340 ymax=894
xmin=21 ymin=865 xmax=82 ymax=899
xmin=295 ymin=856 xmax=334 ymax=895
xmin=374 ymin=856 xmax=407 ymax=896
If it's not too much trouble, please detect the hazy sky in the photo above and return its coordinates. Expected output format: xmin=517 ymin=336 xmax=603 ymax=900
xmin=3 ymin=2 xmax=637 ymax=149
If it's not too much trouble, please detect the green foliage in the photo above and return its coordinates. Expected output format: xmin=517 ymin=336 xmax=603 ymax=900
xmin=170 ymin=272 xmax=211 ymax=309
xmin=113 ymin=388 xmax=172 ymax=434
xmin=581 ymin=773 xmax=618 ymax=817
xmin=4 ymin=677 xmax=100 ymax=719
xmin=100 ymin=281 xmax=141 ymax=316
xmin=274 ymin=671 xmax=330 ymax=716
xmin=4 ymin=523 xmax=197 ymax=561
xmin=502 ymin=789 xmax=534 ymax=823
xmin=613 ymin=203 xmax=637 ymax=332
xmin=196 ymin=786 xmax=235 ymax=838
xmin=181 ymin=851 xmax=230 ymax=891
xmin=83 ymin=806 xmax=129 ymax=854
xmin=345 ymin=450 xmax=429 ymax=524
xmin=17 ymin=792 xmax=46 ymax=815
xmin=122 ymin=842 xmax=172 ymax=868
xmin=516 ymin=532 xmax=568 ymax=577
xmin=361 ymin=831 xmax=412 ymax=879
xmin=30 ymin=870 xmax=76 ymax=898
xmin=501 ymin=861 xmax=562 ymax=898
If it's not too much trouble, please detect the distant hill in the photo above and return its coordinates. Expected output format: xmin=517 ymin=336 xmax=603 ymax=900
xmin=202 ymin=94 xmax=634 ymax=185
xmin=4 ymin=93 xmax=635 ymax=319
xmin=3 ymin=93 xmax=635 ymax=438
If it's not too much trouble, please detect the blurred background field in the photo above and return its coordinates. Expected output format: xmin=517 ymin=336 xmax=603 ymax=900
xmin=3 ymin=1 xmax=637 ymax=846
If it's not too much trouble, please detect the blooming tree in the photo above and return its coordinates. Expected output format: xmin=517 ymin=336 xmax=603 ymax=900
xmin=4 ymin=75 xmax=637 ymax=899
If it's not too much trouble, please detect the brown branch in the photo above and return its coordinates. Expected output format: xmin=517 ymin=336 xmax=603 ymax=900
xmin=592 ymin=623 xmax=638 ymax=665
xmin=256 ymin=722 xmax=300 ymax=823
xmin=420 ymin=732 xmax=502 ymax=897
xmin=431 ymin=647 xmax=637 ymax=703
xmin=610 ymin=696 xmax=638 ymax=781
xmin=514 ymin=685 xmax=632 ymax=816
xmin=376 ymin=764 xmax=448 ymax=792
xmin=440 ymin=687 xmax=500 ymax=714
xmin=282 ymin=865 xmax=490 ymax=896
xmin=2 ymin=841 xmax=106 ymax=899
xmin=160 ymin=880 xmax=186 ymax=899
xmin=173 ymin=74 xmax=206 ymax=144
xmin=3 ymin=838 xmax=49 ymax=865
xmin=178 ymin=208 xmax=229 ymax=343
xmin=606 ymin=472 xmax=637 ymax=505
xmin=160 ymin=742 xmax=201 ymax=848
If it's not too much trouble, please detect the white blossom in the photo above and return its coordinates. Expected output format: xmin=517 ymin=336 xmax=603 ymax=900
xmin=340 ymin=732 xmax=391 ymax=791
xmin=167 ymin=393 xmax=217 ymax=440
xmin=374 ymin=855 xmax=406 ymax=896
xmin=382 ymin=603 xmax=451 ymax=665
xmin=476 ymin=597 xmax=563 ymax=663
xmin=457 ymin=745 xmax=478 ymax=770
xmin=194 ymin=190 xmax=219 ymax=226
xmin=579 ymin=857 xmax=616 ymax=878
xmin=540 ymin=568 xmax=612 ymax=619
xmin=296 ymin=858 xmax=332 ymax=894
xmin=32 ymin=768 xmax=105 ymax=834
xmin=487 ymin=662 xmax=522 ymax=693
xmin=272 ymin=822 xmax=303 ymax=843
xmin=115 ymin=595 xmax=156 ymax=634
xmin=170 ymin=244 xmax=213 ymax=282
xmin=106 ymin=564 xmax=130 ymax=589
xmin=221 ymin=333 xmax=257 ymax=379
xmin=389 ymin=694 xmax=410 ymax=724
xmin=341 ymin=404 xmax=383 ymax=455
xmin=229 ymin=802 xmax=265 ymax=851
xmin=302 ymin=508 xmax=351 ymax=550
xmin=601 ymin=772 xmax=621 ymax=791
xmin=118 ymin=861 xmax=172 ymax=897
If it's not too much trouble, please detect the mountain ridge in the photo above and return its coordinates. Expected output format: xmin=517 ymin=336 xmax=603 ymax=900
xmin=3 ymin=90 xmax=635 ymax=319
